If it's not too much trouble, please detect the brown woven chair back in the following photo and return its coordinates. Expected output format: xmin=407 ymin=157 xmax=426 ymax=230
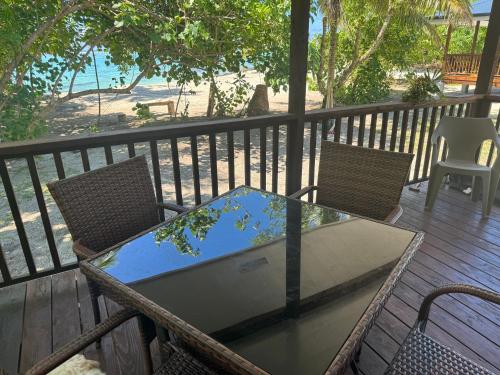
xmin=316 ymin=141 xmax=414 ymax=221
xmin=48 ymin=155 xmax=160 ymax=253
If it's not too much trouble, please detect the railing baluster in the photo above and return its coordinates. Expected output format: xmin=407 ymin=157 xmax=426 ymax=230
xmin=399 ymin=110 xmax=409 ymax=152
xmin=208 ymin=133 xmax=218 ymax=197
xmin=80 ymin=148 xmax=90 ymax=172
xmin=422 ymin=107 xmax=438 ymax=178
xmin=486 ymin=112 xmax=500 ymax=166
xmin=334 ymin=117 xmax=342 ymax=142
xmin=260 ymin=127 xmax=267 ymax=190
xmin=272 ymin=125 xmax=279 ymax=193
xmin=357 ymin=114 xmax=366 ymax=147
xmin=104 ymin=145 xmax=114 ymax=165
xmin=408 ymin=108 xmax=419 ymax=156
xmin=149 ymin=141 xmax=165 ymax=222
xmin=27 ymin=155 xmax=61 ymax=270
xmin=170 ymin=138 xmax=183 ymax=206
xmin=389 ymin=110 xmax=400 ymax=151
xmin=308 ymin=121 xmax=318 ymax=202
xmin=127 ymin=143 xmax=136 ymax=158
xmin=414 ymin=107 xmax=429 ymax=181
xmin=368 ymin=113 xmax=377 ymax=148
xmin=465 ymin=103 xmax=471 ymax=116
xmin=321 ymin=119 xmax=328 ymax=140
xmin=448 ymin=104 xmax=456 ymax=117
xmin=244 ymin=129 xmax=251 ymax=186
xmin=227 ymin=131 xmax=235 ymax=190
xmin=0 ymin=243 xmax=11 ymax=283
xmin=0 ymin=159 xmax=36 ymax=275
xmin=486 ymin=111 xmax=500 ymax=167
xmin=379 ymin=112 xmax=389 ymax=150
xmin=457 ymin=103 xmax=464 ymax=117
xmin=190 ymin=136 xmax=201 ymax=205
xmin=346 ymin=116 xmax=354 ymax=145
xmin=439 ymin=106 xmax=448 ymax=161
xmin=53 ymin=152 xmax=66 ymax=180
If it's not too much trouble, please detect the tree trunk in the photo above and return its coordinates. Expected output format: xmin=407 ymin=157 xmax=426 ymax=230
xmin=317 ymin=16 xmax=328 ymax=97
xmin=207 ymin=81 xmax=216 ymax=117
xmin=325 ymin=0 xmax=340 ymax=108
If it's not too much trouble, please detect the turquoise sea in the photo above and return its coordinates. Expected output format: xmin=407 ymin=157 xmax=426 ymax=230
xmin=58 ymin=16 xmax=323 ymax=93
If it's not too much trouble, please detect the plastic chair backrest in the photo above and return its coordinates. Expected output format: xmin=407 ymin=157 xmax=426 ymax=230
xmin=432 ymin=116 xmax=498 ymax=162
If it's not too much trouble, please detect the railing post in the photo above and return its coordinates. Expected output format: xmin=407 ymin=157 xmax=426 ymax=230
xmin=286 ymin=0 xmax=310 ymax=196
xmin=472 ymin=0 xmax=500 ymax=117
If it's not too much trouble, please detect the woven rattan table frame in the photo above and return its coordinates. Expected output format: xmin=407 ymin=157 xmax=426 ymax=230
xmin=80 ymin=186 xmax=424 ymax=375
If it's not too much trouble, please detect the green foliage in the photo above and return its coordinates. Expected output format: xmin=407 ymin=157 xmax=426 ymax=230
xmin=213 ymin=72 xmax=253 ymax=117
xmin=0 ymin=84 xmax=47 ymax=141
xmin=402 ymin=71 xmax=441 ymax=102
xmin=132 ymin=102 xmax=154 ymax=120
xmin=335 ymin=57 xmax=390 ymax=105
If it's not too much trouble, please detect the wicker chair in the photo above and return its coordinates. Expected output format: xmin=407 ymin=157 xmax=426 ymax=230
xmin=47 ymin=155 xmax=188 ymax=328
xmin=290 ymin=142 xmax=414 ymax=223
xmin=23 ymin=309 xmax=215 ymax=375
xmin=386 ymin=284 xmax=499 ymax=375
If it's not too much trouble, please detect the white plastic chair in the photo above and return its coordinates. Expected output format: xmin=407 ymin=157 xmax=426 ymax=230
xmin=425 ymin=116 xmax=500 ymax=217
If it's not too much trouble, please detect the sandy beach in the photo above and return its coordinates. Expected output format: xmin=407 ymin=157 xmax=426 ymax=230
xmin=49 ymin=70 xmax=324 ymax=136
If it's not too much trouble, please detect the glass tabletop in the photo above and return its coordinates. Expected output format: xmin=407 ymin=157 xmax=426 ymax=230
xmin=92 ymin=186 xmax=416 ymax=374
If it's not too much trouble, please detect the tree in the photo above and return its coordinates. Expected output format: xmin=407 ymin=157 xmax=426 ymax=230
xmin=312 ymin=0 xmax=472 ymax=108
xmin=0 ymin=0 xmax=291 ymax=140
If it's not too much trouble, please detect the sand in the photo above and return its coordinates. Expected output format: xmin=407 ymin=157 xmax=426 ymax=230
xmin=49 ymin=70 xmax=324 ymax=136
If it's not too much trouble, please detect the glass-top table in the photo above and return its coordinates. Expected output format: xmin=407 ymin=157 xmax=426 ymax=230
xmin=82 ymin=186 xmax=422 ymax=374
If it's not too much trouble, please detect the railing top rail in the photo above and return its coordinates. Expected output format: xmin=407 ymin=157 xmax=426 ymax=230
xmin=446 ymin=53 xmax=483 ymax=58
xmin=304 ymin=95 xmax=484 ymax=121
xmin=0 ymin=113 xmax=296 ymax=158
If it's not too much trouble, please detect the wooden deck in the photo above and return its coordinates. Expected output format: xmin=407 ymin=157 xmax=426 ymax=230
xmin=0 ymin=183 xmax=499 ymax=375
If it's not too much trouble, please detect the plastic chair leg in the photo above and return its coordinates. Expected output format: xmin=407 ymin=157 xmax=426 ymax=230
xmin=487 ymin=171 xmax=499 ymax=217
xmin=425 ymin=167 xmax=445 ymax=210
xmin=481 ymin=175 xmax=491 ymax=217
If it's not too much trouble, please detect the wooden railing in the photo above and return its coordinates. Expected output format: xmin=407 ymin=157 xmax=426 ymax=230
xmin=443 ymin=54 xmax=500 ymax=86
xmin=1 ymin=94 xmax=498 ymax=286
xmin=444 ymin=53 xmax=483 ymax=74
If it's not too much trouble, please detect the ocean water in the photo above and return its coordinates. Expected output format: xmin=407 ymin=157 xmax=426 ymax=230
xmin=55 ymin=16 xmax=323 ymax=93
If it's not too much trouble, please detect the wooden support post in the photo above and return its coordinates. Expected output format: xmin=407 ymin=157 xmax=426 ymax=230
xmin=286 ymin=0 xmax=310 ymax=195
xmin=473 ymin=0 xmax=500 ymax=117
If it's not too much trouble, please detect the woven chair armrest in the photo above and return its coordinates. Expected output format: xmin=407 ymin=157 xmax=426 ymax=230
xmin=157 ymin=201 xmax=190 ymax=213
xmin=385 ymin=205 xmax=403 ymax=224
xmin=26 ymin=309 xmax=140 ymax=375
xmin=417 ymin=284 xmax=500 ymax=332
xmin=289 ymin=185 xmax=318 ymax=199
xmin=73 ymin=240 xmax=96 ymax=260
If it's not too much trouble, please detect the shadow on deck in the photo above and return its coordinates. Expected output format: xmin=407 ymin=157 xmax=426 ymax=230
xmin=0 ymin=182 xmax=499 ymax=374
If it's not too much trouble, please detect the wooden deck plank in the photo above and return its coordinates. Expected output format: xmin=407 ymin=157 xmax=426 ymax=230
xmin=0 ymin=283 xmax=26 ymax=375
xmin=399 ymin=272 xmax=500 ymax=346
xmin=52 ymin=270 xmax=81 ymax=351
xmin=104 ymin=297 xmax=147 ymax=375
xmin=19 ymin=276 xmax=52 ymax=374
xmin=402 ymin=192 xmax=500 ymax=239
xmin=407 ymin=261 xmax=500 ymax=326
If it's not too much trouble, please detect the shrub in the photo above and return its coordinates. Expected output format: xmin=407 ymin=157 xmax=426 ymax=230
xmin=335 ymin=57 xmax=390 ymax=105
xmin=0 ymin=85 xmax=47 ymax=142
xmin=402 ymin=70 xmax=441 ymax=102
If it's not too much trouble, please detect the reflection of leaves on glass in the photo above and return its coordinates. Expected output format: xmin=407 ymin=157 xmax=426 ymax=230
xmin=95 ymin=250 xmax=118 ymax=270
xmin=154 ymin=207 xmax=220 ymax=256
xmin=252 ymin=195 xmax=345 ymax=246
xmin=153 ymin=188 xmax=252 ymax=256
